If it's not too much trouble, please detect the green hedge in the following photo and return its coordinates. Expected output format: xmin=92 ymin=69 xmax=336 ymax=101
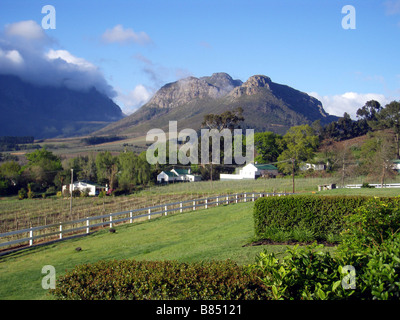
xmin=253 ymin=195 xmax=373 ymax=240
xmin=50 ymin=259 xmax=269 ymax=300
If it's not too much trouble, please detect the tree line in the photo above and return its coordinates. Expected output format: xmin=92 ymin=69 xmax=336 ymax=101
xmin=1 ymin=100 xmax=399 ymax=197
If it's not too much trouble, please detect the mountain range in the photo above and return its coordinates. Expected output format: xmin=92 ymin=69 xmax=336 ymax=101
xmin=0 ymin=74 xmax=124 ymax=139
xmin=0 ymin=72 xmax=338 ymax=140
xmin=95 ymin=72 xmax=338 ymax=137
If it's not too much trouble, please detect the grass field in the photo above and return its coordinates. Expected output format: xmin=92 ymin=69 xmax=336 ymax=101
xmin=1 ymin=177 xmax=399 ymax=300
xmin=0 ymin=201 xmax=294 ymax=300
xmin=2 ymin=176 xmax=400 ymax=233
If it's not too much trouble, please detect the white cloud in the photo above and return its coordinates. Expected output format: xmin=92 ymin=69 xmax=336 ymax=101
xmin=46 ymin=49 xmax=96 ymax=70
xmin=0 ymin=48 xmax=24 ymax=65
xmin=114 ymin=84 xmax=153 ymax=114
xmin=4 ymin=20 xmax=45 ymax=40
xmin=102 ymin=24 xmax=152 ymax=45
xmin=0 ymin=20 xmax=116 ymax=98
xmin=308 ymin=92 xmax=391 ymax=119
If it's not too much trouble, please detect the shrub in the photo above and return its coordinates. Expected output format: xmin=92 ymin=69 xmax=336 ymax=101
xmin=50 ymin=259 xmax=269 ymax=300
xmin=18 ymin=188 xmax=27 ymax=200
xmin=249 ymin=197 xmax=400 ymax=300
xmin=338 ymin=197 xmax=400 ymax=255
xmin=291 ymin=225 xmax=315 ymax=243
xmin=248 ymin=244 xmax=353 ymax=300
xmin=253 ymin=195 xmax=373 ymax=241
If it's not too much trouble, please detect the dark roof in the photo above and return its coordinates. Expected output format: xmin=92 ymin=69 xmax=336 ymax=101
xmin=173 ymin=168 xmax=189 ymax=175
xmin=254 ymin=164 xmax=278 ymax=170
xmin=160 ymin=171 xmax=178 ymax=177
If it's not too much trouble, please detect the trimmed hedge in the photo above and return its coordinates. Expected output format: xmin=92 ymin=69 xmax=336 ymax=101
xmin=50 ymin=259 xmax=269 ymax=300
xmin=253 ymin=195 xmax=374 ymax=240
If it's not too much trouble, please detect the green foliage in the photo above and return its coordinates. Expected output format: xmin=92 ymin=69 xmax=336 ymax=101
xmin=96 ymin=151 xmax=118 ymax=189
xmin=50 ymin=259 xmax=268 ymax=300
xmin=253 ymin=195 xmax=369 ymax=241
xmin=337 ymin=197 xmax=400 ymax=256
xmin=254 ymin=131 xmax=283 ymax=163
xmin=81 ymin=136 xmax=124 ymax=146
xmin=250 ymin=232 xmax=400 ymax=300
xmin=18 ymin=188 xmax=27 ymax=200
xmin=277 ymin=125 xmax=319 ymax=174
xmin=248 ymin=244 xmax=353 ymax=300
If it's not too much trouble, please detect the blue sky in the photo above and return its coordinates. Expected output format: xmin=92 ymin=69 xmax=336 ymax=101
xmin=1 ymin=0 xmax=400 ymax=117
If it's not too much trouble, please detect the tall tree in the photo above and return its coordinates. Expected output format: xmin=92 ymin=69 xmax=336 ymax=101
xmin=360 ymin=131 xmax=397 ymax=186
xmin=277 ymin=125 xmax=319 ymax=174
xmin=378 ymin=101 xmax=400 ymax=158
xmin=96 ymin=151 xmax=118 ymax=190
xmin=201 ymin=107 xmax=245 ymax=180
xmin=254 ymin=131 xmax=283 ymax=163
xmin=22 ymin=148 xmax=62 ymax=189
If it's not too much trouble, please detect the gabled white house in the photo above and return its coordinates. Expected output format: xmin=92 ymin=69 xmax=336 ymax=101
xmin=157 ymin=168 xmax=201 ymax=183
xmin=156 ymin=171 xmax=178 ymax=183
xmin=220 ymin=163 xmax=278 ymax=180
xmin=62 ymin=180 xmax=108 ymax=196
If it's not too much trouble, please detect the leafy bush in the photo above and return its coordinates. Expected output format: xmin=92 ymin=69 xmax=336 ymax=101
xmin=338 ymin=197 xmax=400 ymax=255
xmin=250 ymin=197 xmax=400 ymax=300
xmin=18 ymin=188 xmax=27 ymax=200
xmin=248 ymin=244 xmax=353 ymax=300
xmin=50 ymin=259 xmax=269 ymax=300
xmin=253 ymin=195 xmax=373 ymax=241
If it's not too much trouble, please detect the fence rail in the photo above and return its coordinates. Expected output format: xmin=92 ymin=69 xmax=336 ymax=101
xmin=0 ymin=192 xmax=291 ymax=251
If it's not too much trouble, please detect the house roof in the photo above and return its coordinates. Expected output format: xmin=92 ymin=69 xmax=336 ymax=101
xmin=159 ymin=171 xmax=177 ymax=177
xmin=254 ymin=164 xmax=278 ymax=170
xmin=75 ymin=180 xmax=107 ymax=188
xmin=172 ymin=168 xmax=189 ymax=175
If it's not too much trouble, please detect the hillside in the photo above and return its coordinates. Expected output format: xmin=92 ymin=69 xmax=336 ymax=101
xmin=0 ymin=74 xmax=125 ymax=139
xmin=96 ymin=72 xmax=338 ymax=137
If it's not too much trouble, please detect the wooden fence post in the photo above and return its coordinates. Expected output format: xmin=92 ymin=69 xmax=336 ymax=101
xmin=205 ymin=199 xmax=208 ymax=209
xmin=130 ymin=211 xmax=133 ymax=223
xmin=148 ymin=208 xmax=151 ymax=220
xmin=165 ymin=205 xmax=168 ymax=216
xmin=59 ymin=223 xmax=62 ymax=239
xmin=193 ymin=200 xmax=196 ymax=211
xmin=110 ymin=213 xmax=113 ymax=228
xmin=86 ymin=217 xmax=90 ymax=234
xmin=180 ymin=202 xmax=183 ymax=213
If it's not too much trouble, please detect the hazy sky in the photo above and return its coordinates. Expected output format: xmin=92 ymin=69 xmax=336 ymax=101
xmin=1 ymin=0 xmax=399 ymax=117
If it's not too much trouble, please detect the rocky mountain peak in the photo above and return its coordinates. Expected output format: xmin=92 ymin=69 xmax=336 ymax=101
xmin=146 ymin=73 xmax=242 ymax=109
xmin=229 ymin=74 xmax=272 ymax=98
xmin=243 ymin=75 xmax=272 ymax=88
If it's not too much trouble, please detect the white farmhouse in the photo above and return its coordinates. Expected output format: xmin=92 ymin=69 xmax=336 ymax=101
xmin=62 ymin=180 xmax=108 ymax=196
xmin=157 ymin=168 xmax=201 ymax=183
xmin=220 ymin=163 xmax=278 ymax=180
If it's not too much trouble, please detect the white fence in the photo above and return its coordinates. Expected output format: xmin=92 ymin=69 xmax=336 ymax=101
xmin=0 ymin=192 xmax=291 ymax=251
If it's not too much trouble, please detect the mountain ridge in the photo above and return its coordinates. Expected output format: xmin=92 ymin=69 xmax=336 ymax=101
xmin=0 ymin=74 xmax=125 ymax=139
xmin=95 ymin=72 xmax=337 ymax=137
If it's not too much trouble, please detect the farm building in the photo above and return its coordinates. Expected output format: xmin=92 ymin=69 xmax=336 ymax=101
xmin=157 ymin=168 xmax=201 ymax=183
xmin=220 ymin=163 xmax=278 ymax=180
xmin=62 ymin=180 xmax=108 ymax=196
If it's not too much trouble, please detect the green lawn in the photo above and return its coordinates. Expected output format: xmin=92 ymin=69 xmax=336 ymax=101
xmin=0 ymin=201 xmax=290 ymax=300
